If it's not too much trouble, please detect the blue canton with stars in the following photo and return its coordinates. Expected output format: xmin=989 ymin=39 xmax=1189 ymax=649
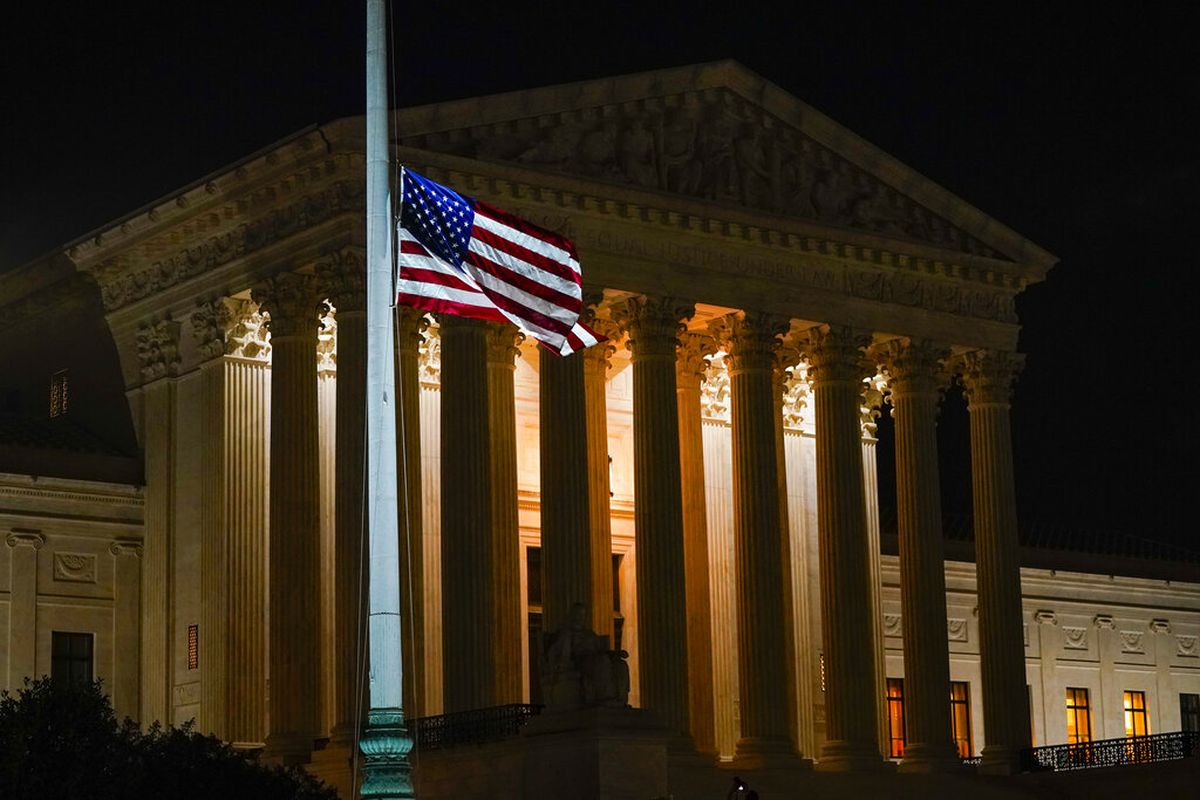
xmin=400 ymin=169 xmax=476 ymax=271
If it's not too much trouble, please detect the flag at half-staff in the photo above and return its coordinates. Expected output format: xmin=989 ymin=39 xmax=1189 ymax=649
xmin=395 ymin=168 xmax=602 ymax=355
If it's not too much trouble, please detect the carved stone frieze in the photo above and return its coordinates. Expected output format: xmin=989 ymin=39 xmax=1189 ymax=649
xmin=317 ymin=305 xmax=337 ymax=375
xmin=1177 ymin=635 xmax=1198 ymax=658
xmin=1062 ymin=626 xmax=1088 ymax=650
xmin=1119 ymin=630 xmax=1145 ymax=654
xmin=135 ymin=318 xmax=182 ymax=382
xmin=400 ymin=88 xmax=1001 ymax=258
xmin=947 ymin=618 xmax=968 ymax=642
xmin=86 ymin=178 xmax=365 ymax=313
xmin=883 ymin=613 xmax=902 ymax=638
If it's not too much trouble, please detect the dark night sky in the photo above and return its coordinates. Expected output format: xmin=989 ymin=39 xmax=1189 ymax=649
xmin=2 ymin=3 xmax=1196 ymax=552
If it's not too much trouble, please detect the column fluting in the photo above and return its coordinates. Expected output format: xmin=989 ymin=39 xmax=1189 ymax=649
xmin=879 ymin=339 xmax=960 ymax=771
xmin=802 ymin=324 xmax=884 ymax=771
xmin=486 ymin=322 xmax=524 ymax=703
xmin=677 ymin=331 xmax=718 ymax=757
xmin=439 ymin=315 xmax=495 ymax=712
xmin=582 ymin=313 xmax=620 ymax=640
xmin=252 ymin=273 xmax=324 ymax=764
xmin=714 ymin=312 xmax=801 ymax=767
xmin=961 ymin=349 xmax=1031 ymax=774
xmin=615 ymin=296 xmax=694 ymax=743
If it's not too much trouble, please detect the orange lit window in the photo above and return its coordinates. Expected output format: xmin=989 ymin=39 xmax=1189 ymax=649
xmin=1123 ymin=691 xmax=1148 ymax=738
xmin=1066 ymin=687 xmax=1092 ymax=745
xmin=886 ymin=678 xmax=906 ymax=757
xmin=950 ymin=681 xmax=973 ymax=757
xmin=187 ymin=624 xmax=199 ymax=670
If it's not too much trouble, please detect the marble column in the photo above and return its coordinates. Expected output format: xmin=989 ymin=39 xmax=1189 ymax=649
xmin=539 ymin=343 xmax=592 ymax=634
xmin=582 ymin=314 xmax=620 ymax=641
xmin=439 ymin=315 xmax=495 ymax=712
xmin=879 ymin=339 xmax=959 ymax=771
xmin=677 ymin=331 xmax=718 ymax=757
xmin=395 ymin=307 xmax=427 ymax=717
xmin=772 ymin=346 xmax=802 ymax=752
xmin=961 ymin=350 xmax=1031 ymax=774
xmin=486 ymin=322 xmax=524 ymax=704
xmin=802 ymin=324 xmax=884 ymax=771
xmin=253 ymin=273 xmax=323 ymax=764
xmin=714 ymin=312 xmax=800 ymax=767
xmin=110 ymin=540 xmax=143 ymax=722
xmin=134 ymin=317 xmax=181 ymax=728
xmin=191 ymin=298 xmax=271 ymax=746
xmin=858 ymin=383 xmax=890 ymax=758
xmin=615 ymin=296 xmax=694 ymax=743
xmin=6 ymin=532 xmax=44 ymax=686
xmin=316 ymin=309 xmax=337 ymax=739
xmin=318 ymin=255 xmax=368 ymax=743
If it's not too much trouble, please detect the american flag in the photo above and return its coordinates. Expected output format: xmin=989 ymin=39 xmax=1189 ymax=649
xmin=395 ymin=168 xmax=601 ymax=355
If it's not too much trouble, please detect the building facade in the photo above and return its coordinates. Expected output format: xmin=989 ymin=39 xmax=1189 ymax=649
xmin=1 ymin=62 xmax=1197 ymax=787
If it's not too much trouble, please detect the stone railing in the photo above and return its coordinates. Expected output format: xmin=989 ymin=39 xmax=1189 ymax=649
xmin=410 ymin=704 xmax=544 ymax=751
xmin=1018 ymin=731 xmax=1200 ymax=772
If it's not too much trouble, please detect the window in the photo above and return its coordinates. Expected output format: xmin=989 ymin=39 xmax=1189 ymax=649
xmin=1065 ymin=687 xmax=1092 ymax=746
xmin=886 ymin=678 xmax=906 ymax=758
xmin=527 ymin=546 xmax=543 ymax=703
xmin=51 ymin=632 xmax=93 ymax=684
xmin=1123 ymin=691 xmax=1148 ymax=738
xmin=187 ymin=624 xmax=199 ymax=670
xmin=950 ymin=681 xmax=973 ymax=758
xmin=49 ymin=370 xmax=69 ymax=418
xmin=1181 ymin=694 xmax=1200 ymax=733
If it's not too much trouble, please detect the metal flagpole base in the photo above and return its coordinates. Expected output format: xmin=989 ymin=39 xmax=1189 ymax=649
xmin=359 ymin=708 xmax=415 ymax=799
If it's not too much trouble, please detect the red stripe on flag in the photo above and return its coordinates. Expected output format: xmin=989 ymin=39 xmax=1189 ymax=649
xmin=395 ymin=293 xmax=506 ymax=324
xmin=470 ymin=221 xmax=582 ymax=287
xmin=462 ymin=249 xmax=581 ymax=313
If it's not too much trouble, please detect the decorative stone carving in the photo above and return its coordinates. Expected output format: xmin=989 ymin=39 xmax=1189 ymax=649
xmin=781 ymin=359 xmax=811 ymax=431
xmin=87 ymin=177 xmax=365 ymax=313
xmin=1150 ymin=619 xmax=1171 ymax=635
xmin=53 ymin=552 xmax=97 ymax=584
xmin=401 ymin=89 xmax=999 ymax=258
xmin=1034 ymin=610 xmax=1058 ymax=626
xmin=135 ymin=318 xmax=182 ymax=382
xmin=700 ymin=353 xmax=730 ymax=423
xmin=1062 ymin=626 xmax=1088 ymax=650
xmin=541 ymin=602 xmax=630 ymax=710
xmin=859 ymin=371 xmax=889 ymax=439
xmin=883 ymin=613 xmax=902 ymax=638
xmin=484 ymin=321 xmax=525 ymax=365
xmin=251 ymin=272 xmax=323 ymax=339
xmin=676 ymin=331 xmax=717 ymax=382
xmin=1177 ymin=635 xmax=1198 ymax=658
xmin=947 ymin=618 xmax=968 ymax=642
xmin=190 ymin=296 xmax=272 ymax=364
xmin=959 ymin=350 xmax=1025 ymax=408
xmin=418 ymin=317 xmax=441 ymax=388
xmin=315 ymin=248 xmax=367 ymax=313
xmin=317 ymin=305 xmax=337 ymax=375
xmin=798 ymin=324 xmax=873 ymax=386
xmin=109 ymin=540 xmax=143 ymax=558
xmin=1119 ymin=631 xmax=1145 ymax=654
xmin=5 ymin=532 xmax=45 ymax=549
xmin=709 ymin=311 xmax=789 ymax=374
xmin=1094 ymin=614 xmax=1115 ymax=630
xmin=612 ymin=295 xmax=695 ymax=360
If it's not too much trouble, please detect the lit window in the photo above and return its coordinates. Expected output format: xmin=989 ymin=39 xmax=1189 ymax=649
xmin=950 ymin=681 xmax=973 ymax=757
xmin=1181 ymin=694 xmax=1200 ymax=733
xmin=886 ymin=678 xmax=906 ymax=758
xmin=188 ymin=624 xmax=199 ymax=670
xmin=1066 ymin=687 xmax=1092 ymax=746
xmin=51 ymin=631 xmax=93 ymax=684
xmin=1123 ymin=691 xmax=1148 ymax=738
xmin=49 ymin=370 xmax=69 ymax=418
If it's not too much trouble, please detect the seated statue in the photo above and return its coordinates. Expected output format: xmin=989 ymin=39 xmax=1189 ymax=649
xmin=541 ymin=602 xmax=630 ymax=710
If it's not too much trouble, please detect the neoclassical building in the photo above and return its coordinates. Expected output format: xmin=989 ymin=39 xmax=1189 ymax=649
xmin=1 ymin=62 xmax=1197 ymax=793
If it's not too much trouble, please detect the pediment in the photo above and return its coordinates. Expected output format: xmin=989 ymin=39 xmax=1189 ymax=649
xmin=394 ymin=60 xmax=1055 ymax=273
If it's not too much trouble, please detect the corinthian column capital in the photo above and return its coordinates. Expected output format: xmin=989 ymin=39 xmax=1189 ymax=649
xmin=252 ymin=272 xmax=323 ymax=340
xmin=315 ymin=248 xmax=367 ymax=314
xmin=485 ymin=322 xmax=524 ymax=367
xmin=135 ymin=317 xmax=182 ymax=382
xmin=874 ymin=338 xmax=950 ymax=398
xmin=798 ymin=324 xmax=873 ymax=386
xmin=709 ymin=311 xmax=789 ymax=374
xmin=676 ymin=331 xmax=717 ymax=384
xmin=612 ymin=295 xmax=695 ymax=361
xmin=959 ymin=349 xmax=1025 ymax=408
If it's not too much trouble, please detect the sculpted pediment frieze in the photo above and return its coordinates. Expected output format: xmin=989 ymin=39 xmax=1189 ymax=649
xmin=399 ymin=86 xmax=1002 ymax=260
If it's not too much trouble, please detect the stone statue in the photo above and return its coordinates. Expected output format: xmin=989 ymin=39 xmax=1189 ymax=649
xmin=541 ymin=602 xmax=630 ymax=710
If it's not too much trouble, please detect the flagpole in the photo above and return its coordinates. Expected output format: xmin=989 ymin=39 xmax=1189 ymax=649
xmin=360 ymin=1 xmax=414 ymax=798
